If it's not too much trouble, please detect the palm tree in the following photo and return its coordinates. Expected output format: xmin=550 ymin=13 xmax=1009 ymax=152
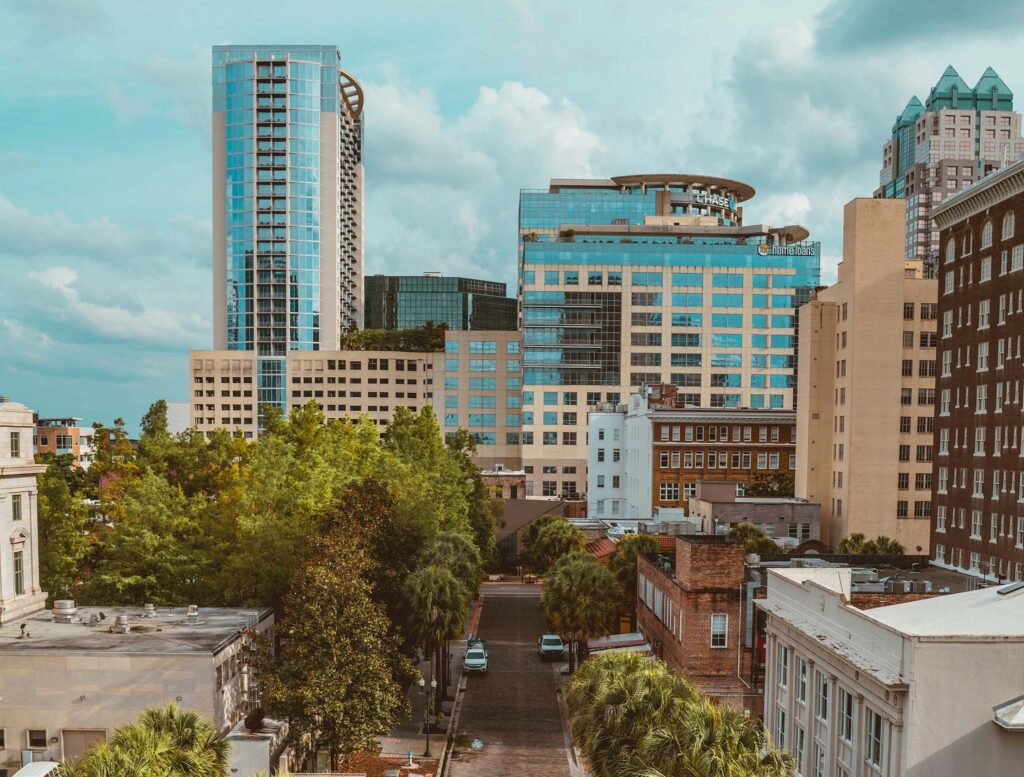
xmin=416 ymin=533 xmax=482 ymax=693
xmin=835 ymin=532 xmax=867 ymax=554
xmin=57 ymin=704 xmax=229 ymax=777
xmin=402 ymin=564 xmax=470 ymax=701
xmin=533 ymin=518 xmax=587 ymax=572
xmin=566 ymin=653 xmax=697 ymax=777
xmin=541 ymin=551 xmax=621 ymax=671
xmin=863 ymin=535 xmax=905 ymax=555
xmin=625 ymin=695 xmax=794 ymax=777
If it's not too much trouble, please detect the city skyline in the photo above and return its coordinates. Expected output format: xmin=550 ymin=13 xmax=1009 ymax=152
xmin=4 ymin=0 xmax=1024 ymax=428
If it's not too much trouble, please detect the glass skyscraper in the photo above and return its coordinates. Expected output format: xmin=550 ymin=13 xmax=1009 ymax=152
xmin=365 ymin=274 xmax=518 ymax=331
xmin=517 ymin=174 xmax=820 ymax=497
xmin=211 ymin=45 xmax=364 ymax=416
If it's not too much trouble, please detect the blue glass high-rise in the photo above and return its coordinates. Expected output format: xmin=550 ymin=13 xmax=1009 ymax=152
xmin=212 ymin=45 xmax=364 ymax=418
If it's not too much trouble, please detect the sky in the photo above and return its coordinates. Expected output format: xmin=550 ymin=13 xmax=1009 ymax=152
xmin=3 ymin=0 xmax=1024 ymax=431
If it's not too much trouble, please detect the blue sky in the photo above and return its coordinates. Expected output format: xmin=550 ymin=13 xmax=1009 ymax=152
xmin=3 ymin=0 xmax=1024 ymax=431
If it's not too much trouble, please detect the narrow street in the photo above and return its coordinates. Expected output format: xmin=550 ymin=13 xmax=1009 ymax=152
xmin=449 ymin=585 xmax=576 ymax=777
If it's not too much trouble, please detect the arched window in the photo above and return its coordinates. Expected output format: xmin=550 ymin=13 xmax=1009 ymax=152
xmin=962 ymin=229 xmax=973 ymax=256
xmin=1003 ymin=211 xmax=1016 ymax=240
xmin=981 ymin=221 xmax=993 ymax=249
xmin=945 ymin=237 xmax=956 ymax=264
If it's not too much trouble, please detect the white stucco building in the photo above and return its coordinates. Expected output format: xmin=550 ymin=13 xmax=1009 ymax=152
xmin=757 ymin=568 xmax=1024 ymax=777
xmin=586 ymin=405 xmax=626 ymax=518
xmin=0 ymin=398 xmax=274 ymax=772
xmin=0 ymin=400 xmax=48 ymax=625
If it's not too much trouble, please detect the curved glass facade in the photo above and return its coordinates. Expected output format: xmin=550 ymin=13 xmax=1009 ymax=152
xmin=213 ymin=45 xmax=364 ymax=419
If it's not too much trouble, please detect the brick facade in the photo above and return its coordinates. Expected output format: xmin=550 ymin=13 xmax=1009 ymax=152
xmin=636 ymin=537 xmax=757 ymax=711
xmin=650 ymin=417 xmax=796 ymax=510
xmin=931 ymin=163 xmax=1024 ymax=583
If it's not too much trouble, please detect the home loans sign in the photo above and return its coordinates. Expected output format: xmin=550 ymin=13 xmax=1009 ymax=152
xmin=757 ymin=244 xmax=817 ymax=257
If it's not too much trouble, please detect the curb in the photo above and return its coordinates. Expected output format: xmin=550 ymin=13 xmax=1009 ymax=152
xmin=440 ymin=596 xmax=483 ymax=776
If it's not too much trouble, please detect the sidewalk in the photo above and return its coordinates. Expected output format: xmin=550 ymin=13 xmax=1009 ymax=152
xmin=378 ymin=598 xmax=482 ymax=760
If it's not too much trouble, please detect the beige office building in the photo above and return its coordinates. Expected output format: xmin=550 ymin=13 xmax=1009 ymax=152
xmin=190 ymin=330 xmax=523 ymax=470
xmin=432 ymin=330 xmax=524 ymax=471
xmin=796 ymin=198 xmax=937 ymax=551
xmin=189 ymin=349 xmax=439 ymax=440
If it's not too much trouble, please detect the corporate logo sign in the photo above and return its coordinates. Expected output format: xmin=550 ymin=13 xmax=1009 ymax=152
xmin=693 ymin=190 xmax=734 ymax=209
xmin=757 ymin=243 xmax=817 ymax=257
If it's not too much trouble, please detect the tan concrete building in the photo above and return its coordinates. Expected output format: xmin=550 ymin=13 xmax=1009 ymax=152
xmin=189 ymin=349 xmax=439 ymax=439
xmin=432 ymin=330 xmax=523 ymax=471
xmin=759 ymin=567 xmax=1024 ymax=777
xmin=796 ymin=199 xmax=937 ymax=552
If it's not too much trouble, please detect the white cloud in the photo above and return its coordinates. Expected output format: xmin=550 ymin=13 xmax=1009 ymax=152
xmin=364 ymin=79 xmax=604 ymax=284
xmin=105 ymin=85 xmax=147 ymax=125
xmin=28 ymin=264 xmax=207 ymax=348
xmin=2 ymin=319 xmax=54 ymax=348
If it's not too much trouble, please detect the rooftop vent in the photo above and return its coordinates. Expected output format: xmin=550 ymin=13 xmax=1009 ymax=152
xmin=53 ymin=600 xmax=79 ymax=624
xmin=113 ymin=615 xmax=131 ymax=634
xmin=183 ymin=605 xmax=205 ymax=626
xmin=144 ymin=603 xmax=156 ymax=618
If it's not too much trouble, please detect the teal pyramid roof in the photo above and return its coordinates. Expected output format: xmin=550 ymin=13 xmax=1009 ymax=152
xmin=893 ymin=96 xmax=924 ymax=132
xmin=926 ymin=65 xmax=972 ymax=109
xmin=975 ymin=66 xmax=1014 ymax=109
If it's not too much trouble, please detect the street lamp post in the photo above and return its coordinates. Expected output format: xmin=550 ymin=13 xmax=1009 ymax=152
xmin=418 ymin=674 xmax=438 ymax=758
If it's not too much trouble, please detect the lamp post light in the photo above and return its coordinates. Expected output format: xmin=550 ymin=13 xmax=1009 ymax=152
xmin=418 ymin=675 xmax=438 ymax=757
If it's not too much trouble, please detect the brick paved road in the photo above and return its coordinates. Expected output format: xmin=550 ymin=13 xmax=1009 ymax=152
xmin=449 ymin=587 xmax=574 ymax=777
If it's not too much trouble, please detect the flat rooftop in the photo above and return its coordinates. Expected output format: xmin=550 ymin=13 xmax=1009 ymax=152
xmin=0 ymin=606 xmax=272 ymax=654
xmin=864 ymin=582 xmax=1024 ymax=637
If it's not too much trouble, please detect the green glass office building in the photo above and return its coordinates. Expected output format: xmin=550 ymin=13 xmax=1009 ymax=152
xmin=365 ymin=274 xmax=517 ymax=331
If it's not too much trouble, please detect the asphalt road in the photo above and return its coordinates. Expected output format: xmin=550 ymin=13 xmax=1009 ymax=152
xmin=448 ymin=587 xmax=575 ymax=777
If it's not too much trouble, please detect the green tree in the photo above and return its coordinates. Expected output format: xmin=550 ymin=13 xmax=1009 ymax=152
xmin=567 ymin=653 xmax=792 ymax=777
xmin=138 ymin=399 xmax=175 ymax=474
xmin=728 ymin=523 xmax=781 ymax=556
xmin=446 ymin=428 xmax=498 ymax=565
xmin=626 ymin=695 xmax=793 ymax=777
xmin=744 ymin=472 xmax=795 ymax=498
xmin=835 ymin=532 xmax=867 ymax=554
xmin=254 ymin=532 xmax=409 ymax=770
xmin=57 ymin=704 xmax=228 ymax=777
xmin=519 ymin=513 xmax=558 ymax=570
xmin=402 ymin=564 xmax=470 ymax=688
xmin=862 ymin=535 xmax=905 ymax=555
xmin=541 ymin=551 xmax=621 ymax=671
xmin=81 ymin=472 xmax=209 ymax=605
xmin=567 ymin=652 xmax=697 ymax=777
xmin=524 ymin=516 xmax=586 ymax=572
xmin=608 ymin=534 xmax=659 ymax=628
xmin=36 ymin=460 xmax=89 ymax=601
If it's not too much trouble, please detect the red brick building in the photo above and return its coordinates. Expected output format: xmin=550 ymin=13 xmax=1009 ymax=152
xmin=636 ymin=536 xmax=757 ymax=711
xmin=930 ymin=159 xmax=1024 ymax=583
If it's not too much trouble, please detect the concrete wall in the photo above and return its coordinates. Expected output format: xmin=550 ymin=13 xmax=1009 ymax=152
xmin=0 ymin=652 xmax=240 ymax=769
xmin=904 ymin=640 xmax=1024 ymax=777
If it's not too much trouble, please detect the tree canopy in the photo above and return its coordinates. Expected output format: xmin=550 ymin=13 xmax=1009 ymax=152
xmin=567 ymin=653 xmax=793 ymax=777
xmin=836 ymin=532 xmax=905 ymax=555
xmin=541 ymin=551 xmax=621 ymax=670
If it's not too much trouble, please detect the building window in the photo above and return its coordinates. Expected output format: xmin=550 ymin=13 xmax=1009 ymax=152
xmin=793 ymin=725 xmax=805 ymax=775
xmin=816 ymin=671 xmax=829 ymax=721
xmin=14 ymin=551 xmax=24 ymax=596
xmin=28 ymin=730 xmax=46 ymax=749
xmin=839 ymin=688 xmax=853 ymax=743
xmin=9 ymin=431 xmax=20 ymax=459
xmin=865 ymin=707 xmax=884 ymax=769
xmin=659 ymin=482 xmax=680 ymax=502
xmin=796 ymin=658 xmax=808 ymax=703
xmin=777 ymin=644 xmax=789 ymax=688
xmin=710 ymin=614 xmax=728 ymax=648
xmin=775 ymin=708 xmax=787 ymax=750
xmin=11 ymin=493 xmax=22 ymax=521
